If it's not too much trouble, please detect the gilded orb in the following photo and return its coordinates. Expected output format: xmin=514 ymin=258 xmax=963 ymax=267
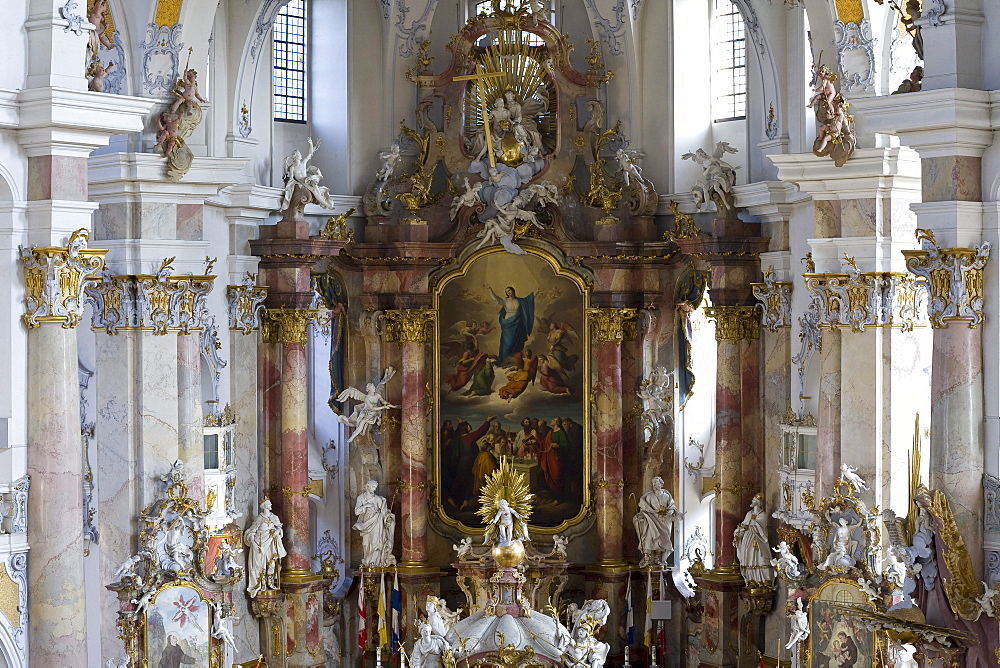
xmin=492 ymin=539 xmax=526 ymax=568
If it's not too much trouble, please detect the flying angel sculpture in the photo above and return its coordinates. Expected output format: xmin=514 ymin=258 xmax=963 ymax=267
xmin=335 ymin=366 xmax=397 ymax=443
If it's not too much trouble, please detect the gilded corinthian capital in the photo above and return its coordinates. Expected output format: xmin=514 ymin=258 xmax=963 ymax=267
xmin=261 ymin=308 xmax=319 ymax=344
xmin=705 ymin=305 xmax=760 ymax=342
xmin=19 ymin=229 xmax=107 ymax=329
xmin=902 ymin=229 xmax=990 ymax=329
xmin=587 ymin=308 xmax=638 ymax=343
xmin=383 ymin=309 xmax=436 ymax=343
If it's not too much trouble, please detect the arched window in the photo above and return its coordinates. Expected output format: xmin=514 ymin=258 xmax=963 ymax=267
xmin=712 ymin=0 xmax=747 ymax=122
xmin=273 ymin=0 xmax=308 ymax=122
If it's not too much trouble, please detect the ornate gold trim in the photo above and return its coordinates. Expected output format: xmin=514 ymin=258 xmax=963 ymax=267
xmin=705 ymin=305 xmax=760 ymax=342
xmin=804 ymin=578 xmax=881 ymax=668
xmin=587 ymin=308 xmax=639 ymax=343
xmin=19 ymin=229 xmax=107 ymax=329
xmin=261 ymin=308 xmax=319 ymax=345
xmin=902 ymin=229 xmax=990 ymax=329
xmin=928 ymin=489 xmax=980 ymax=620
xmin=383 ymin=309 xmax=436 ymax=343
xmin=429 ymin=245 xmax=592 ymax=537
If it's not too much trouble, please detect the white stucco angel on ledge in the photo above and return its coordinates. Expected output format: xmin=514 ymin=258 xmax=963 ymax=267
xmin=280 ymin=137 xmax=335 ymax=212
xmin=682 ymin=141 xmax=739 ymax=214
xmin=336 ymin=366 xmax=397 ymax=443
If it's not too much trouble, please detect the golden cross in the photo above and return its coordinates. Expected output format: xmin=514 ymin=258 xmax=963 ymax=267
xmin=453 ymin=64 xmax=505 ymax=168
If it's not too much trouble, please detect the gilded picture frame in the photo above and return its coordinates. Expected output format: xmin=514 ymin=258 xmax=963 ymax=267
xmin=803 ymin=578 xmax=885 ymax=668
xmin=431 ymin=246 xmax=591 ymax=535
xmin=144 ymin=581 xmax=216 ymax=668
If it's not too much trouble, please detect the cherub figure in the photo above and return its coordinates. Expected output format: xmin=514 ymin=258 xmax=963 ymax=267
xmin=616 ymin=148 xmax=644 ymax=187
xmin=335 ymin=366 xmax=397 ymax=443
xmin=377 ymin=141 xmax=402 ymax=182
xmin=807 ymin=64 xmax=837 ymax=112
xmin=484 ymin=499 xmax=528 ymax=547
xmin=169 ymin=68 xmax=207 ymax=116
xmin=839 ymin=463 xmax=869 ymax=492
xmin=88 ymin=0 xmax=115 ymax=49
xmin=210 ymin=601 xmax=239 ymax=665
xmin=857 ymin=577 xmax=880 ymax=603
xmin=785 ymin=598 xmax=809 ymax=648
xmin=453 ymin=536 xmax=474 ymax=561
xmin=450 ymin=178 xmax=484 ymax=219
xmin=88 ymin=61 xmax=115 ymax=92
xmin=154 ymin=111 xmax=183 ymax=160
xmin=113 ymin=553 xmax=142 ymax=582
xmin=976 ymin=581 xmax=998 ymax=618
xmin=770 ymin=540 xmax=801 ymax=579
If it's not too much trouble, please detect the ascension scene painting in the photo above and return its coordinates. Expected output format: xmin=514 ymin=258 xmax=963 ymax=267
xmin=435 ymin=249 xmax=588 ymax=530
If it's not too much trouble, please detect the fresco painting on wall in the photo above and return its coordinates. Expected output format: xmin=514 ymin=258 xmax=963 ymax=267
xmin=434 ymin=248 xmax=589 ymax=531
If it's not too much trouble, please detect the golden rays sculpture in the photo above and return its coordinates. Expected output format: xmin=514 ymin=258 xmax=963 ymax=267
xmin=477 ymin=457 xmax=534 ymax=545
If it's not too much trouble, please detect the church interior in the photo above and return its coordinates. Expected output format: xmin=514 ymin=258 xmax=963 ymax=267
xmin=3 ymin=0 xmax=1000 ymax=665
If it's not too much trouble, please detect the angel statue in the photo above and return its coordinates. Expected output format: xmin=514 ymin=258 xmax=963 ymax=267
xmin=976 ymin=581 xmax=998 ymax=618
xmin=376 ymin=141 xmax=402 ymax=182
xmin=770 ymin=540 xmax=801 ymax=579
xmin=450 ymin=177 xmax=484 ymax=219
xmin=336 ymin=366 xmax=397 ymax=443
xmin=210 ymin=601 xmax=239 ymax=667
xmin=280 ymin=137 xmax=335 ymax=213
xmin=839 ymin=463 xmax=869 ymax=492
xmin=477 ymin=459 xmax=534 ymax=549
xmin=682 ymin=141 xmax=739 ymax=214
xmin=785 ymin=598 xmax=809 ymax=649
xmin=426 ymin=596 xmax=462 ymax=636
xmin=616 ymin=148 xmax=644 ymax=187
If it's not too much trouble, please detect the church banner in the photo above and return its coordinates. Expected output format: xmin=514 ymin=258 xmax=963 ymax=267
xmin=432 ymin=247 xmax=590 ymax=534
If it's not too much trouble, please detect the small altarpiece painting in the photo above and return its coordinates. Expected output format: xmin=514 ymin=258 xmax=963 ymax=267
xmin=146 ymin=583 xmax=212 ymax=667
xmin=432 ymin=247 xmax=590 ymax=534
xmin=805 ymin=579 xmax=885 ymax=667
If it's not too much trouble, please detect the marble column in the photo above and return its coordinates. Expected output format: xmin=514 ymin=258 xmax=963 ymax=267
xmin=904 ymin=240 xmax=989 ymax=577
xmin=588 ymin=308 xmax=637 ymax=567
xmin=384 ymin=309 xmax=435 ymax=567
xmin=20 ymin=233 xmax=106 ymax=665
xmin=816 ymin=327 xmax=841 ymax=498
xmin=262 ymin=309 xmax=318 ymax=576
xmin=177 ymin=332 xmax=203 ymax=500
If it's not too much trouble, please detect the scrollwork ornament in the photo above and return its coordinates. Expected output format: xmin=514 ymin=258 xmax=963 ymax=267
xmin=985 ymin=474 xmax=1000 ymax=533
xmin=1 ymin=552 xmax=27 ymax=659
xmin=59 ymin=0 xmax=85 ymax=34
xmin=902 ymin=229 xmax=990 ymax=329
xmin=705 ymin=305 xmax=760 ymax=342
xmin=226 ymin=272 xmax=267 ymax=333
xmin=383 ymin=309 xmax=436 ymax=343
xmin=261 ymin=308 xmax=319 ymax=345
xmin=751 ymin=266 xmax=792 ymax=332
xmin=134 ymin=258 xmax=214 ymax=335
xmin=587 ymin=307 xmax=638 ymax=343
xmin=9 ymin=476 xmax=29 ymax=534
xmin=19 ymin=229 xmax=107 ymax=329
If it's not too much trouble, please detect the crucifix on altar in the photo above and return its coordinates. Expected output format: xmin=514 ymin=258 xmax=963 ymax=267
xmin=453 ymin=64 xmax=506 ymax=168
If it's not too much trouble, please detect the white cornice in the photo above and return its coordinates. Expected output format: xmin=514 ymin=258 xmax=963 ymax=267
xmin=768 ymin=147 xmax=921 ymax=201
xmin=88 ymin=153 xmax=249 ymax=203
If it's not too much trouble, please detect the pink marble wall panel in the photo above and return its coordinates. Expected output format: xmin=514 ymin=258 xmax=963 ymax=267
xmin=594 ymin=341 xmax=624 ymax=563
xmin=922 ymin=156 xmax=982 ymax=202
xmin=281 ymin=342 xmax=311 ymax=571
xmin=26 ymin=155 xmax=89 ymax=200
xmin=714 ymin=339 xmax=742 ymax=569
xmin=400 ymin=340 xmax=428 ymax=564
xmin=175 ymin=203 xmax=203 ymax=241
xmin=813 ymin=200 xmax=842 ymax=238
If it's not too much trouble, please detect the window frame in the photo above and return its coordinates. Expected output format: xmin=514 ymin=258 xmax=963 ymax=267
xmin=711 ymin=0 xmax=748 ymax=123
xmin=273 ymin=0 xmax=308 ymax=124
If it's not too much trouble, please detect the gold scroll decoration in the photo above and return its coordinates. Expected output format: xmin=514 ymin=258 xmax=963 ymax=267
xmin=261 ymin=308 xmax=319 ymax=345
xmin=587 ymin=308 xmax=638 ymax=343
xmin=705 ymin=305 xmax=760 ymax=342
xmin=383 ymin=309 xmax=436 ymax=343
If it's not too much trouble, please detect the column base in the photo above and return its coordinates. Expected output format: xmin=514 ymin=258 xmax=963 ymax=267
xmin=254 ymin=576 xmax=329 ymax=667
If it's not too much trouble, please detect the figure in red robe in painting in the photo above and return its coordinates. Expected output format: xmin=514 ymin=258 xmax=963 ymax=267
xmin=536 ymin=353 xmax=571 ymax=395
xmin=445 ymin=343 xmax=486 ymax=392
xmin=449 ymin=417 xmax=496 ymax=510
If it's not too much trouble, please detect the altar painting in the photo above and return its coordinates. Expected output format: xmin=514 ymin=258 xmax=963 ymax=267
xmin=806 ymin=581 xmax=878 ymax=668
xmin=145 ymin=583 xmax=211 ymax=667
xmin=435 ymin=248 xmax=588 ymax=532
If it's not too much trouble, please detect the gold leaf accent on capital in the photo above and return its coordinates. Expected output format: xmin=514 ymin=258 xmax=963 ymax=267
xmin=19 ymin=229 xmax=107 ymax=329
xmin=384 ymin=309 xmax=436 ymax=343
xmin=587 ymin=308 xmax=638 ymax=343
xmin=261 ymin=309 xmax=319 ymax=344
xmin=902 ymin=228 xmax=990 ymax=329
xmin=227 ymin=273 xmax=268 ymax=333
xmin=928 ymin=489 xmax=981 ymax=620
xmin=705 ymin=305 xmax=760 ymax=342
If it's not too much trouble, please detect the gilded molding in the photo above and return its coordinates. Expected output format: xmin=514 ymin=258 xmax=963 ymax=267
xmin=928 ymin=489 xmax=980 ymax=620
xmin=705 ymin=305 xmax=760 ymax=342
xmin=226 ymin=272 xmax=268 ymax=334
xmin=261 ymin=308 xmax=319 ymax=345
xmin=751 ymin=266 xmax=792 ymax=332
xmin=587 ymin=308 xmax=638 ymax=343
xmin=383 ymin=309 xmax=436 ymax=343
xmin=19 ymin=229 xmax=107 ymax=329
xmin=804 ymin=265 xmax=926 ymax=332
xmin=902 ymin=229 xmax=990 ymax=329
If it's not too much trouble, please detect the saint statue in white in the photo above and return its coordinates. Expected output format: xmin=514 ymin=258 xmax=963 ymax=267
xmin=244 ymin=499 xmax=287 ymax=597
xmin=633 ymin=476 xmax=679 ymax=568
xmin=785 ymin=598 xmax=809 ymax=649
xmin=280 ymin=137 xmax=335 ymax=211
xmin=336 ymin=366 xmax=397 ymax=443
xmin=733 ymin=494 xmax=774 ymax=585
xmin=411 ymin=621 xmax=450 ymax=668
xmin=425 ymin=596 xmax=461 ymax=637
xmin=353 ymin=480 xmax=396 ymax=567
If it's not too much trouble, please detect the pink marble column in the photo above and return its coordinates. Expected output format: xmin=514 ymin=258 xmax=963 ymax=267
xmin=929 ymin=325 xmax=984 ymax=575
xmin=400 ymin=340 xmax=428 ymax=564
xmin=281 ymin=338 xmax=311 ymax=572
xmin=713 ymin=337 xmax=743 ymax=571
xmin=261 ymin=338 xmax=283 ymax=514
xmin=177 ymin=332 xmax=204 ymax=500
xmin=816 ymin=328 xmax=841 ymax=498
xmin=27 ymin=324 xmax=89 ymax=663
xmin=740 ymin=339 xmax=762 ymax=512
xmin=384 ymin=309 xmax=434 ymax=567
